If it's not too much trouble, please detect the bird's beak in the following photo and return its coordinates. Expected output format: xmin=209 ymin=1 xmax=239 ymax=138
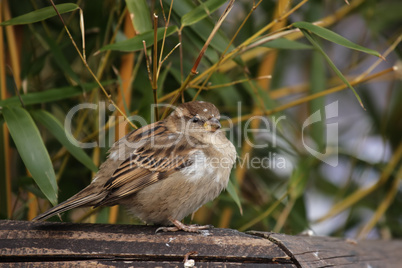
xmin=204 ymin=117 xmax=221 ymax=131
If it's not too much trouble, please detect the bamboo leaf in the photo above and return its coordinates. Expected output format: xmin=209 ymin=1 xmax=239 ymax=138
xmin=307 ymin=1 xmax=325 ymax=151
xmin=31 ymin=110 xmax=98 ymax=173
xmin=0 ymin=81 xmax=113 ymax=108
xmin=0 ymin=3 xmax=78 ymax=26
xmin=301 ymin=29 xmax=365 ymax=109
xmin=3 ymin=106 xmax=58 ymax=205
xmin=310 ymin=50 xmax=326 ymax=150
xmin=181 ymin=0 xmax=227 ymax=27
xmin=227 ymin=176 xmax=243 ymax=215
xmin=262 ymin=38 xmax=313 ymax=50
xmin=125 ymin=0 xmax=152 ymax=34
xmin=100 ymin=26 xmax=178 ymax=52
xmin=293 ymin=22 xmax=382 ymax=58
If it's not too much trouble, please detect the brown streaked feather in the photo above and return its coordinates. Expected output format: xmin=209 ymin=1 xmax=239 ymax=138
xmin=95 ymin=172 xmax=159 ymax=207
xmin=97 ymin=130 xmax=201 ymax=207
xmin=104 ymin=166 xmax=150 ymax=189
xmin=32 ymin=185 xmax=105 ymax=221
xmin=126 ymin=121 xmax=167 ymax=143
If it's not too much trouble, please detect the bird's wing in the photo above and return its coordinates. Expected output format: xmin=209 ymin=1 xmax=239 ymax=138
xmin=32 ymin=122 xmax=204 ymax=221
xmin=96 ymin=131 xmax=201 ymax=206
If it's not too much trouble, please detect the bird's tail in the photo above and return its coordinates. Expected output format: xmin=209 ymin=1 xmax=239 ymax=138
xmin=32 ymin=188 xmax=103 ymax=221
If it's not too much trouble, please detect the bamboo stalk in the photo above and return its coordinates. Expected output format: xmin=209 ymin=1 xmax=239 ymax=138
xmin=229 ymin=67 xmax=396 ymax=125
xmin=0 ymin=0 xmax=12 ymax=219
xmin=357 ymin=166 xmax=402 ymax=239
xmin=316 ymin=142 xmax=402 ymax=224
xmin=108 ymin=12 xmax=137 ymax=224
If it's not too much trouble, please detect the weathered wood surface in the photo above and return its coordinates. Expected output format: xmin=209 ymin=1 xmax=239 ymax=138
xmin=0 ymin=220 xmax=401 ymax=267
xmin=249 ymin=231 xmax=402 ymax=268
xmin=0 ymin=220 xmax=293 ymax=267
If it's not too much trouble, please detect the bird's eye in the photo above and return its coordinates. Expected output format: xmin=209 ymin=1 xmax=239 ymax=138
xmin=192 ymin=117 xmax=199 ymax=123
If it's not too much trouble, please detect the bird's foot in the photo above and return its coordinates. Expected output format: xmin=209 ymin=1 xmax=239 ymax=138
xmin=155 ymin=218 xmax=213 ymax=233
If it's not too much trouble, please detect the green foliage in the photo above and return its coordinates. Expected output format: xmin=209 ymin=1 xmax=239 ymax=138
xmin=0 ymin=3 xmax=78 ymax=26
xmin=125 ymin=0 xmax=152 ymax=33
xmin=181 ymin=0 xmax=227 ymax=27
xmin=31 ymin=110 xmax=98 ymax=172
xmin=261 ymin=38 xmax=313 ymax=50
xmin=3 ymin=106 xmax=58 ymax=205
xmin=293 ymin=22 xmax=381 ymax=58
xmin=0 ymin=82 xmax=113 ymax=107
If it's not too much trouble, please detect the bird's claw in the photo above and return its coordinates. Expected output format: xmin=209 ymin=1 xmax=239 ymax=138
xmin=155 ymin=219 xmax=213 ymax=233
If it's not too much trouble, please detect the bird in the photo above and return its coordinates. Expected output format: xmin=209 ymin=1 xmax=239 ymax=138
xmin=32 ymin=101 xmax=237 ymax=232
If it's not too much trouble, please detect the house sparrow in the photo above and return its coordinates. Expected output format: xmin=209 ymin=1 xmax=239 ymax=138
xmin=33 ymin=101 xmax=237 ymax=232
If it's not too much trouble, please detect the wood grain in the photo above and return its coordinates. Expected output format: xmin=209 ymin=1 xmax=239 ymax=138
xmin=250 ymin=231 xmax=402 ymax=268
xmin=0 ymin=220 xmax=294 ymax=267
xmin=1 ymin=220 xmax=401 ymax=267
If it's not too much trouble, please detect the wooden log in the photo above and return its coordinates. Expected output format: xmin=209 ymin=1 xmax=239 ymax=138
xmin=0 ymin=220 xmax=401 ymax=267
